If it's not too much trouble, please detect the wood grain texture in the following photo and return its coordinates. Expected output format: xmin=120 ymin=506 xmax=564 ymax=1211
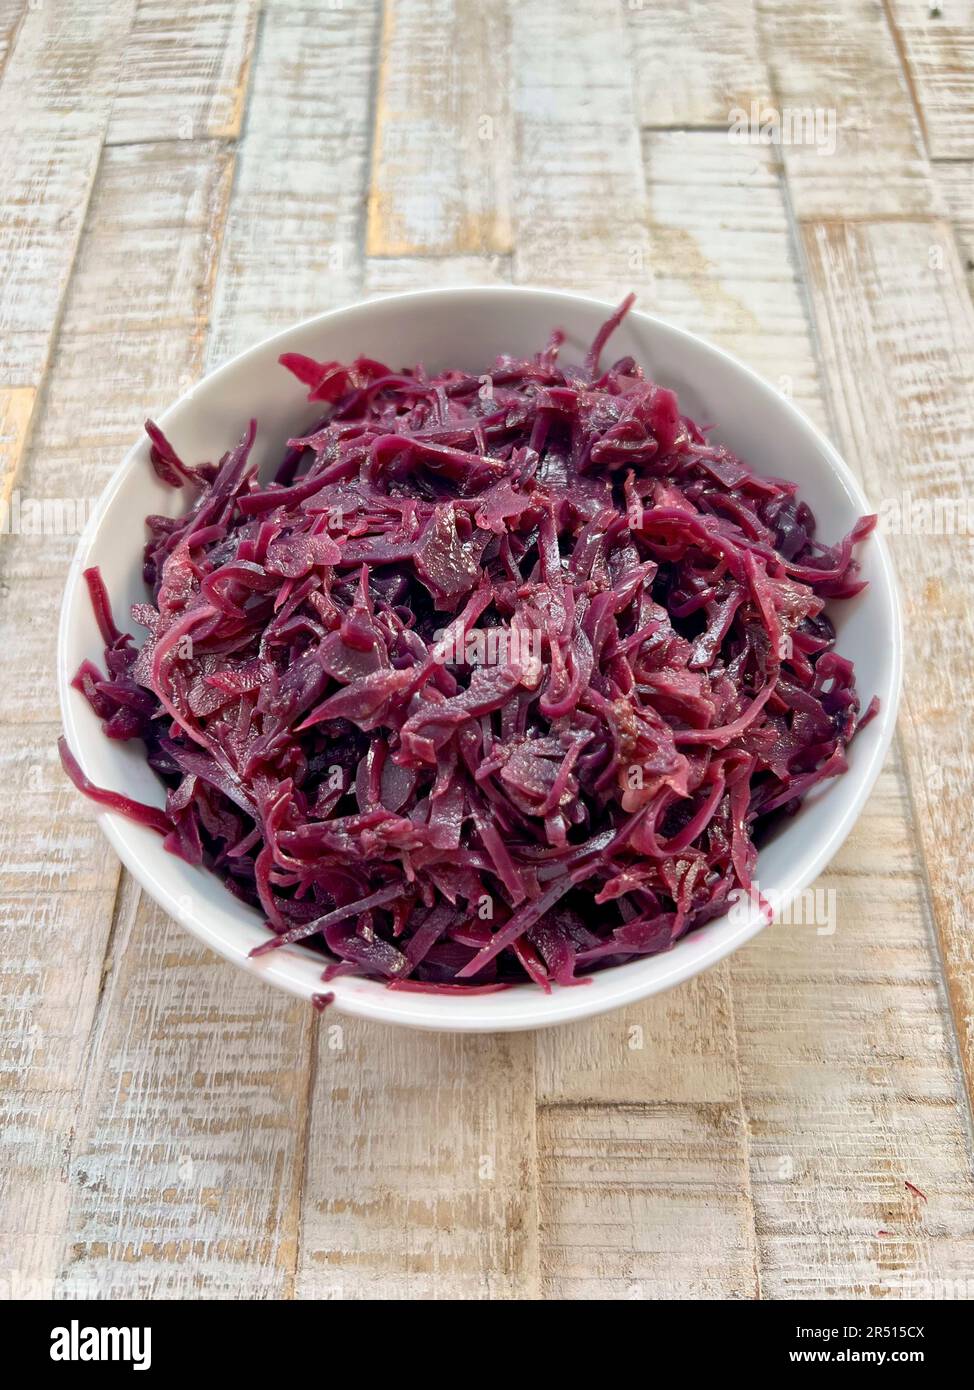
xmin=732 ymin=758 xmax=974 ymax=1298
xmin=207 ymin=3 xmax=541 ymax=1299
xmin=40 ymin=105 xmax=399 ymax=1294
xmin=366 ymin=0 xmax=512 ymax=256
xmin=935 ymin=160 xmax=974 ymax=292
xmin=62 ymin=140 xmax=235 ymax=339
xmin=507 ymin=0 xmax=762 ymax=1300
xmin=802 ymin=218 xmax=974 ymax=1126
xmin=0 ymin=142 xmax=234 ymax=591
xmin=58 ymin=894 xmax=315 ymax=1299
xmin=537 ymin=970 xmax=743 ymax=1109
xmin=0 ymin=727 xmax=119 ymax=1298
xmin=0 ymin=0 xmax=26 ymax=79
xmin=0 ymin=386 xmax=36 ymax=507
xmin=540 ymin=1103 xmax=759 ymax=1300
xmin=0 ymin=0 xmax=136 ymax=388
xmin=29 ymin=110 xmax=337 ymax=1293
xmin=107 ymin=0 xmax=261 ymax=145
xmin=641 ymin=133 xmax=828 ymax=428
xmin=618 ymin=122 xmax=974 ymax=1297
xmin=296 ymin=1026 xmax=539 ymax=1300
xmin=756 ymin=0 xmax=941 ymax=219
xmin=887 ymin=0 xmax=974 ymax=159
xmin=205 ymin=0 xmax=382 ymax=367
xmin=627 ymin=0 xmax=771 ymax=129
xmin=0 ymin=577 xmax=64 ymax=724
xmin=0 ymin=140 xmax=236 ymax=1296
xmin=510 ymin=0 xmax=652 ymax=295
xmin=364 ymin=253 xmax=511 ymax=296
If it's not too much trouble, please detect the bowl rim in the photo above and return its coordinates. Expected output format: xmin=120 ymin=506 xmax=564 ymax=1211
xmin=57 ymin=284 xmax=904 ymax=1031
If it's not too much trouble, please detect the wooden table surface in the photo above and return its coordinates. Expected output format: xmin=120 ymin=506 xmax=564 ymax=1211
xmin=2 ymin=0 xmax=973 ymax=1301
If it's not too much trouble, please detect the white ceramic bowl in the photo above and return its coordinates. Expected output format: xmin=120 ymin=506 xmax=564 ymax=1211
xmin=58 ymin=288 xmax=902 ymax=1031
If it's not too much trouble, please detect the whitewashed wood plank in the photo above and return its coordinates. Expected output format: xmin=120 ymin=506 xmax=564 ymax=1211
xmin=106 ymin=0 xmax=261 ymax=146
xmin=0 ymin=576 xmax=65 ymax=724
xmin=187 ymin=0 xmax=394 ymax=1289
xmin=206 ymin=0 xmax=382 ymax=367
xmin=755 ymin=0 xmax=941 ymax=218
xmin=0 ymin=141 xmax=240 ymax=1298
xmin=0 ymin=0 xmax=26 ymax=79
xmin=506 ymin=0 xmax=757 ymax=1298
xmin=801 ymin=218 xmax=974 ymax=1127
xmin=0 ymin=856 xmax=120 ymax=1299
xmin=62 ymin=140 xmax=235 ymax=336
xmin=211 ymin=5 xmax=545 ymax=1299
xmin=350 ymin=246 xmax=543 ymax=1301
xmin=0 ymin=143 xmax=234 ymax=593
xmin=0 ymin=385 xmax=36 ymax=507
xmin=297 ymin=1026 xmax=539 ymax=1300
xmin=731 ymin=763 xmax=974 ymax=1298
xmin=641 ymin=133 xmax=828 ymax=428
xmin=0 ymin=0 xmax=137 ymax=389
xmin=935 ymin=159 xmax=974 ymax=290
xmin=540 ymin=1103 xmax=759 ymax=1300
xmin=888 ymin=0 xmax=974 ymax=159
xmin=57 ymin=895 xmax=315 ymax=1299
xmin=0 ymin=728 xmax=110 ymax=897
xmin=366 ymin=0 xmax=512 ymax=255
xmin=626 ymin=0 xmax=771 ymax=129
xmin=0 ymin=726 xmax=120 ymax=1299
xmin=30 ymin=121 xmax=330 ymax=1297
xmin=618 ymin=122 xmax=974 ymax=1295
xmin=537 ymin=972 xmax=743 ymax=1108
xmin=509 ymin=0 xmax=759 ymax=1278
xmin=510 ymin=0 xmax=652 ymax=295
xmin=363 ymin=253 xmax=511 ymax=296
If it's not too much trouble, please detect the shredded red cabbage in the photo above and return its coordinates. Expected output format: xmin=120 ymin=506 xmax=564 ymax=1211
xmin=61 ymin=297 xmax=878 ymax=993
